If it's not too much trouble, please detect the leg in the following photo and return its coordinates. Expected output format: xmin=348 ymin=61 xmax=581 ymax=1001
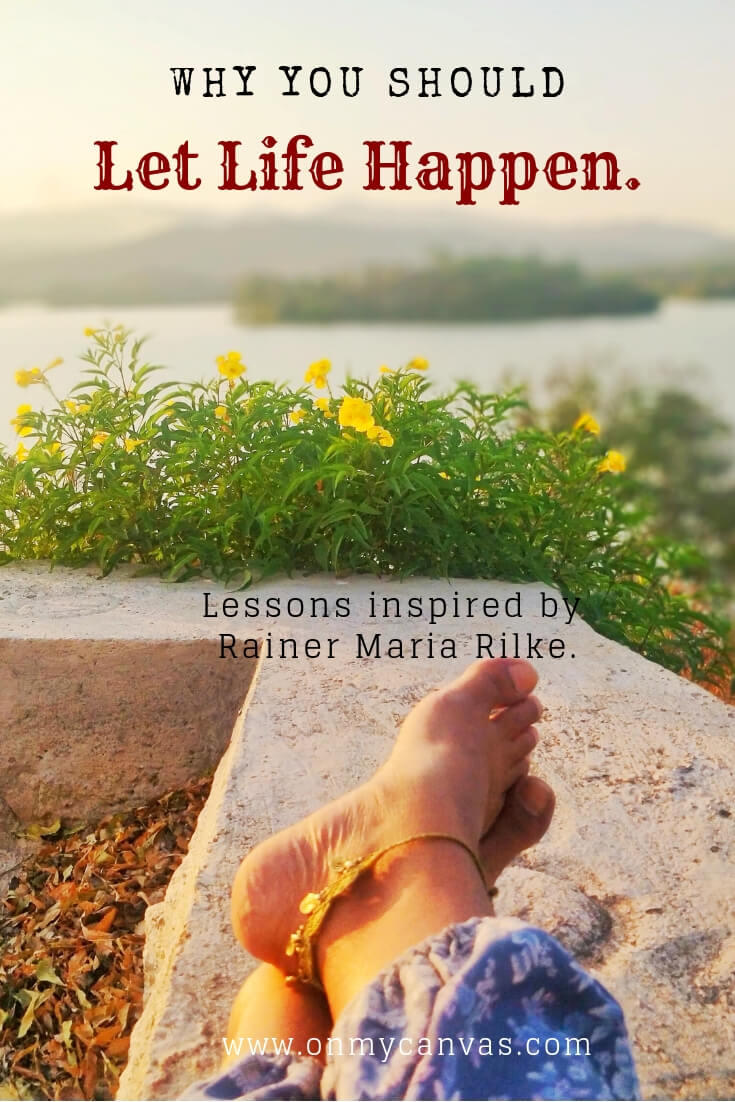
xmin=316 ymin=775 xmax=555 ymax=1018
xmin=319 ymin=774 xmax=637 ymax=1101
xmin=225 ymin=775 xmax=554 ymax=1065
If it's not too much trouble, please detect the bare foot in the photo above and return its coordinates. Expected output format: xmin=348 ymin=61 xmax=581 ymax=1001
xmin=232 ymin=658 xmax=542 ymax=970
xmin=480 ymin=774 xmax=555 ymax=889
xmin=224 ymin=962 xmax=332 ymax=1068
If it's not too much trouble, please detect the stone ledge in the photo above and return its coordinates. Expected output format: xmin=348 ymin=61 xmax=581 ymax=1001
xmin=0 ymin=638 xmax=255 ymax=823
xmin=2 ymin=564 xmax=734 ymax=1100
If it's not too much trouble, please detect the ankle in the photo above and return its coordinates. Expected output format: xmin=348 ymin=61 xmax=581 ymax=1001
xmin=316 ymin=836 xmax=492 ymax=1018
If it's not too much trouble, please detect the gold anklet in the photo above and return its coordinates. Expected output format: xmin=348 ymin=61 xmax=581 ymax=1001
xmin=284 ymin=832 xmax=497 ymax=990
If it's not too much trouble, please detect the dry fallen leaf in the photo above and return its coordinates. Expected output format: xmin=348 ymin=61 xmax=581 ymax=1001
xmin=1 ymin=775 xmax=212 ymax=1100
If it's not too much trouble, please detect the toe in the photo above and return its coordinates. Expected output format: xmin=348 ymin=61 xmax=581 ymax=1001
xmin=491 ymin=695 xmax=542 ymax=739
xmin=443 ymin=658 xmax=539 ymax=717
xmin=509 ymin=726 xmax=539 ymax=761
xmin=503 ymin=749 xmax=537 ymax=793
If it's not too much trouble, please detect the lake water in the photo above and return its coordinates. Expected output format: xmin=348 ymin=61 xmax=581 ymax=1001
xmin=2 ymin=298 xmax=734 ymax=449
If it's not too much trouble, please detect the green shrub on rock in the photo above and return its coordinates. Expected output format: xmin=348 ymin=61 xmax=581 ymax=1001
xmin=2 ymin=327 xmax=731 ymax=685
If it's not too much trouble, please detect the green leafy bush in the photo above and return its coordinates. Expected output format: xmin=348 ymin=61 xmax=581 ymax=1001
xmin=2 ymin=327 xmax=731 ymax=684
xmin=533 ymin=367 xmax=735 ymax=582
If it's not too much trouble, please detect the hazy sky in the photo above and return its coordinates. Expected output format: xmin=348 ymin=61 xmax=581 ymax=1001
xmin=2 ymin=0 xmax=734 ymax=230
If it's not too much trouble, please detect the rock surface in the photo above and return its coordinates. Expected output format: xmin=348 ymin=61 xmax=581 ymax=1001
xmin=1 ymin=563 xmax=733 ymax=1100
xmin=0 ymin=630 xmax=255 ymax=825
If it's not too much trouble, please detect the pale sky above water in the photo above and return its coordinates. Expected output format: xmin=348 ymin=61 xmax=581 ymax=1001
xmin=1 ymin=0 xmax=734 ymax=231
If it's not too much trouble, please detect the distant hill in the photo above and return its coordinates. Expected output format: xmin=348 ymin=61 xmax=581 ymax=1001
xmin=0 ymin=204 xmax=184 ymax=258
xmin=1 ymin=205 xmax=734 ymax=306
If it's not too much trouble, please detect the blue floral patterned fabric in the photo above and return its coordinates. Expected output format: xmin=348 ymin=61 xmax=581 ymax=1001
xmin=184 ymin=916 xmax=639 ymax=1101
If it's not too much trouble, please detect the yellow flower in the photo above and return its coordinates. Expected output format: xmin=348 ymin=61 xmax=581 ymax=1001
xmin=123 ymin=437 xmax=144 ymax=452
xmin=407 ymin=356 xmax=429 ymax=371
xmin=65 ymin=399 xmax=92 ymax=415
xmin=290 ymin=408 xmax=307 ymax=424
xmin=46 ymin=357 xmax=63 ymax=370
xmin=378 ymin=365 xmax=393 ymax=374
xmin=153 ymin=399 xmax=175 ymax=420
xmin=338 ymin=396 xmax=374 ymax=433
xmin=15 ymin=442 xmax=28 ymax=461
xmin=16 ymin=364 xmax=56 ymax=387
xmin=313 ymin=397 xmax=335 ymax=417
xmin=598 ymin=449 xmax=627 ymax=474
xmin=83 ymin=326 xmax=98 ymax=337
xmin=304 ymin=359 xmax=332 ymax=388
xmin=214 ymin=404 xmax=229 ymax=421
xmin=216 ymin=350 xmax=246 ymax=380
xmin=10 ymin=404 xmax=33 ymax=435
xmin=46 ymin=441 xmax=61 ymax=454
xmin=366 ymin=425 xmax=394 ymax=443
xmin=91 ymin=431 xmax=110 ymax=448
xmin=439 ymin=471 xmax=450 ymax=479
xmin=573 ymin=411 xmax=600 ymax=435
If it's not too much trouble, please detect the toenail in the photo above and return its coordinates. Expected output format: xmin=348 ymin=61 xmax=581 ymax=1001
xmin=517 ymin=779 xmax=549 ymax=816
xmin=508 ymin=661 xmax=537 ymax=695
